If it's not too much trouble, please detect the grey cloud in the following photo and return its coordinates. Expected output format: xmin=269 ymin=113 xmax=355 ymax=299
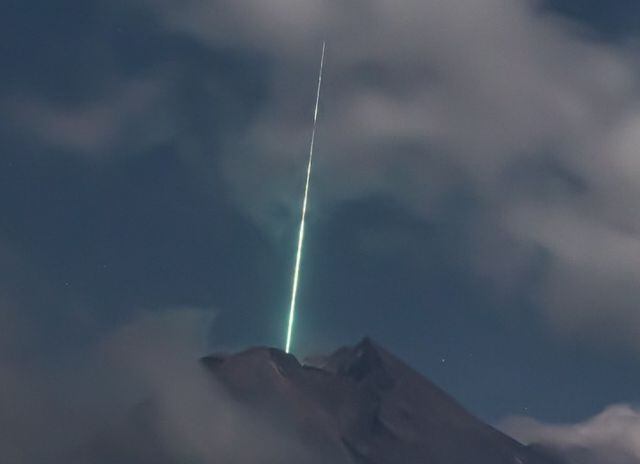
xmin=507 ymin=202 xmax=640 ymax=345
xmin=501 ymin=404 xmax=640 ymax=464
xmin=0 ymin=306 xmax=319 ymax=463
xmin=101 ymin=309 xmax=321 ymax=463
xmin=7 ymin=0 xmax=640 ymax=350
xmin=140 ymin=0 xmax=640 ymax=351
xmin=4 ymin=76 xmax=173 ymax=158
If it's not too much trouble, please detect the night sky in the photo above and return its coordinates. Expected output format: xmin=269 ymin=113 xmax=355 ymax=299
xmin=2 ymin=0 xmax=640 ymax=450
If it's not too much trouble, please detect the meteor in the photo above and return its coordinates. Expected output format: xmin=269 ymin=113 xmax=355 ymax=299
xmin=285 ymin=42 xmax=325 ymax=354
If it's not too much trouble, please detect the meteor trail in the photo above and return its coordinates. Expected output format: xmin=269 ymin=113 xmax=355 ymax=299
xmin=285 ymin=42 xmax=325 ymax=354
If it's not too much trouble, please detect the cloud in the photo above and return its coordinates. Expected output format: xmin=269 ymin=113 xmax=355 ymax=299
xmin=4 ymin=76 xmax=173 ymax=157
xmin=5 ymin=0 xmax=640 ymax=351
xmin=134 ymin=0 xmax=640 ymax=351
xmin=100 ymin=309 xmax=322 ymax=463
xmin=502 ymin=404 xmax=640 ymax=464
xmin=0 ymin=305 xmax=320 ymax=463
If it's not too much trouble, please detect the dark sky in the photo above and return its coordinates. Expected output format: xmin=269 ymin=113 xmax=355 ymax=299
xmin=2 ymin=0 xmax=640 ymax=441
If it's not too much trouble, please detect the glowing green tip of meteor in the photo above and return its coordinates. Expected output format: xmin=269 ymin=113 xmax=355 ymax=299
xmin=285 ymin=42 xmax=325 ymax=354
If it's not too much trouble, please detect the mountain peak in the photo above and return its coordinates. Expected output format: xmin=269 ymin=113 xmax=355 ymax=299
xmin=200 ymin=340 xmax=564 ymax=464
xmin=313 ymin=337 xmax=395 ymax=390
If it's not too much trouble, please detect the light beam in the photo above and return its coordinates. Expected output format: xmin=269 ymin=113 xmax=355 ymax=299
xmin=285 ymin=42 xmax=325 ymax=354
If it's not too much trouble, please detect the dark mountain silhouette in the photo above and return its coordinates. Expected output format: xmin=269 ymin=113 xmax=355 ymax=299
xmin=200 ymin=338 xmax=567 ymax=464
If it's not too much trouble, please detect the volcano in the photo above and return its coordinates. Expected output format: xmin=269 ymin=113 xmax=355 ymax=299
xmin=199 ymin=338 xmax=565 ymax=464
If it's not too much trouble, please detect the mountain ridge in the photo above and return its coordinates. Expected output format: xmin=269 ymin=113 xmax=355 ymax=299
xmin=201 ymin=337 xmax=566 ymax=464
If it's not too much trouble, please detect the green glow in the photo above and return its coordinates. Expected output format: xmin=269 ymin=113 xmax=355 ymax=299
xmin=286 ymin=42 xmax=325 ymax=354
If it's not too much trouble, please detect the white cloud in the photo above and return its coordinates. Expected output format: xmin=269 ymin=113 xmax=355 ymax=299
xmin=502 ymin=404 xmax=640 ymax=464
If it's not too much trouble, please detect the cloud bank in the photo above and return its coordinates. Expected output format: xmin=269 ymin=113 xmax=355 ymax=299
xmin=503 ymin=404 xmax=640 ymax=464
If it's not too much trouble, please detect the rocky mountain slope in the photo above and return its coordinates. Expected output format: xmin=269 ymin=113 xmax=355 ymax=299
xmin=200 ymin=338 xmax=566 ymax=464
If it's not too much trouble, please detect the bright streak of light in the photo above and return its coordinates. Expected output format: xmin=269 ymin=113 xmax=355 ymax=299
xmin=285 ymin=42 xmax=325 ymax=354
